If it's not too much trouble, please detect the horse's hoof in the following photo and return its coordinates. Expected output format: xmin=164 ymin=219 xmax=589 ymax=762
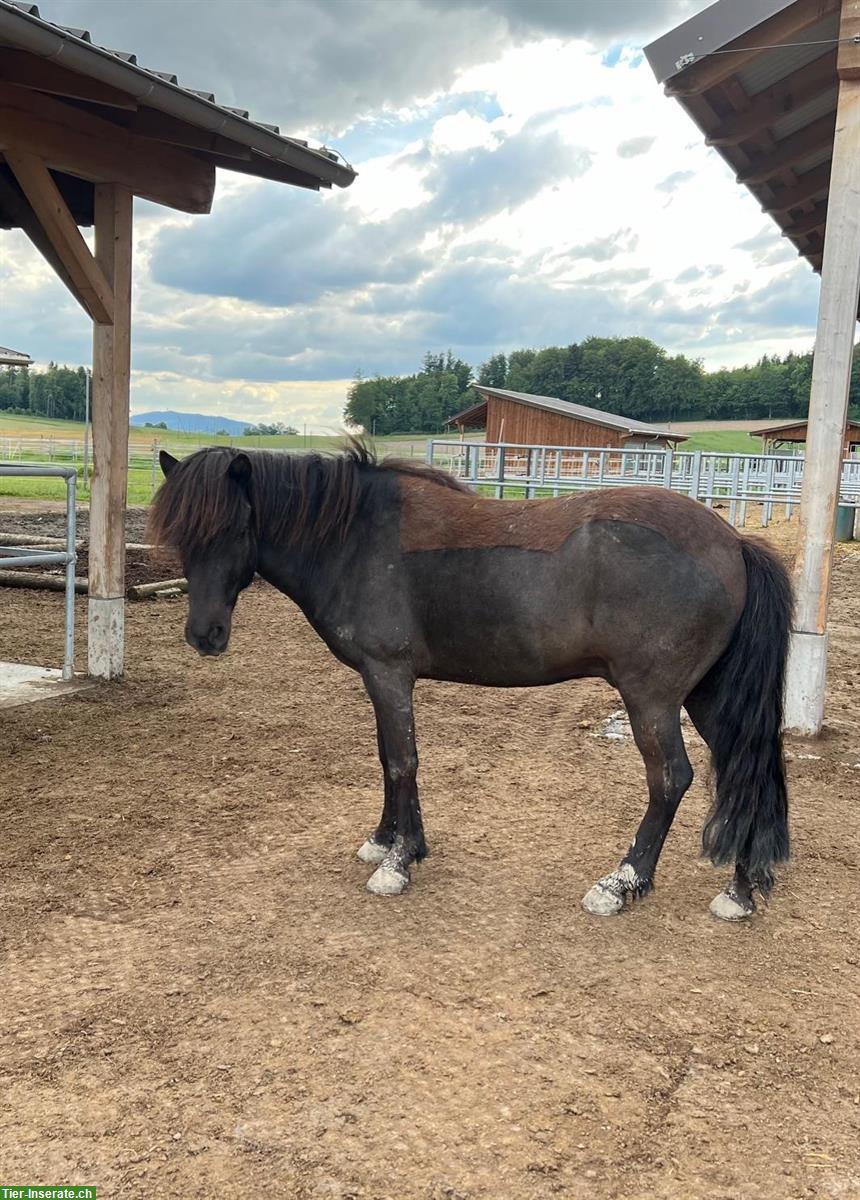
xmin=357 ymin=838 xmax=388 ymax=865
xmin=581 ymin=883 xmax=624 ymax=916
xmin=366 ymin=865 xmax=410 ymax=896
xmin=709 ymin=890 xmax=755 ymax=921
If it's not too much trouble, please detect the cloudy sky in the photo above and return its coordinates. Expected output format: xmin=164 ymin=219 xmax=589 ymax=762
xmin=1 ymin=0 xmax=821 ymax=430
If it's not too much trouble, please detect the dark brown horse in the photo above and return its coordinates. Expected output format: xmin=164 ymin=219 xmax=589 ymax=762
xmin=149 ymin=443 xmax=792 ymax=921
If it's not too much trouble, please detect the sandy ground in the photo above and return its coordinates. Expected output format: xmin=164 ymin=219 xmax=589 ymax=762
xmin=1 ymin=515 xmax=859 ymax=1200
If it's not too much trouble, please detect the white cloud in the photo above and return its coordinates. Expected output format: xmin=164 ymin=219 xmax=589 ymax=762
xmin=2 ymin=0 xmax=822 ymax=430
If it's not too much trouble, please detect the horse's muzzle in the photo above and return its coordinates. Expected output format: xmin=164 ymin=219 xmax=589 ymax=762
xmin=185 ymin=623 xmax=229 ymax=657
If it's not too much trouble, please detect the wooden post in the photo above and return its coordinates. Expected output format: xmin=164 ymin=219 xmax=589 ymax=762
xmin=88 ymin=184 xmax=132 ymax=679
xmin=785 ymin=1 xmax=860 ymax=733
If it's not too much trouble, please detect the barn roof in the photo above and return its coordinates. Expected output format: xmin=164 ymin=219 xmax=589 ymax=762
xmin=760 ymin=416 xmax=860 ymax=439
xmin=644 ymin=0 xmax=850 ymax=287
xmin=448 ymin=387 xmax=687 ymax=442
xmin=0 ymin=344 xmax=31 ymax=365
xmin=0 ymin=0 xmax=356 ymax=225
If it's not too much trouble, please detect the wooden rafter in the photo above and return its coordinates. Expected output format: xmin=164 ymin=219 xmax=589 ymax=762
xmin=4 ymin=150 xmax=114 ymax=324
xmin=783 ymin=200 xmax=829 ymax=235
xmin=664 ymin=0 xmax=841 ymax=97
xmin=206 ymin=152 xmax=325 ymax=190
xmin=125 ymin=109 xmax=253 ymax=160
xmin=706 ymin=50 xmax=837 ymax=145
xmin=0 ymin=82 xmax=215 ymax=214
xmin=736 ymin=110 xmax=837 ymax=184
xmin=0 ymin=48 xmax=138 ymax=109
xmin=761 ymin=159 xmax=832 ymax=212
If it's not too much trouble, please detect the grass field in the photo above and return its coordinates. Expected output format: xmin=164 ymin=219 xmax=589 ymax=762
xmin=0 ymin=414 xmax=432 ymax=504
xmin=0 ymin=415 xmax=767 ymax=505
xmin=680 ymin=430 xmax=764 ymax=453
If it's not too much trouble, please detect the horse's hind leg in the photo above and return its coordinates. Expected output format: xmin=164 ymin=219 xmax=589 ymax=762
xmin=357 ymin=727 xmax=396 ymax=865
xmin=582 ymin=701 xmax=693 ymax=916
xmin=685 ymin=685 xmax=756 ymax=921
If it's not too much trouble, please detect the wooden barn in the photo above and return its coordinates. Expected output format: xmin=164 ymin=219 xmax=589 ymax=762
xmin=761 ymin=418 xmax=860 ymax=457
xmin=447 ymin=387 xmax=687 ymax=449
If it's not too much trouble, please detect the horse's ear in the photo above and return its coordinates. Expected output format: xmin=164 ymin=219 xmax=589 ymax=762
xmin=228 ymin=453 xmax=252 ymax=487
xmin=160 ymin=451 xmax=179 ymax=477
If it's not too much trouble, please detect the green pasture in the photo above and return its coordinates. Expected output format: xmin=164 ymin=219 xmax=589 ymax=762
xmin=0 ymin=414 xmax=767 ymax=506
xmin=680 ymin=430 xmax=764 ymax=454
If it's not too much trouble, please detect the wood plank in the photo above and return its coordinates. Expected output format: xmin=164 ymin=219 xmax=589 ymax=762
xmin=4 ymin=150 xmax=114 ymax=324
xmin=205 ymin=151 xmax=324 ymax=190
xmin=736 ymin=110 xmax=837 ymax=184
xmin=764 ymin=159 xmax=832 ymax=211
xmin=0 ymin=50 xmax=138 ymax=109
xmin=837 ymin=0 xmax=860 ymax=78
xmin=88 ymin=184 xmax=132 ymax=679
xmin=0 ymin=167 xmax=84 ymax=305
xmin=706 ymin=51 xmax=837 ymax=145
xmin=0 ymin=82 xmax=214 ymax=213
xmin=665 ymin=0 xmax=840 ymax=97
xmin=783 ymin=200 xmax=828 ymax=235
xmin=127 ymin=109 xmax=252 ymax=159
xmin=785 ymin=69 xmax=860 ymax=731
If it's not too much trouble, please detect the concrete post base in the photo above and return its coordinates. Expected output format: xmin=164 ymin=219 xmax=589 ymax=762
xmin=88 ymin=595 xmax=125 ymax=679
xmin=784 ymin=629 xmax=828 ymax=736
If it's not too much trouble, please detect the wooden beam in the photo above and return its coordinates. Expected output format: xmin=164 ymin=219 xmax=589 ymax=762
xmin=88 ymin=184 xmax=133 ymax=680
xmin=736 ymin=110 xmax=837 ymax=184
xmin=208 ymin=151 xmax=324 ymax=190
xmin=665 ymin=0 xmax=840 ymax=97
xmin=0 ymin=82 xmax=214 ymax=213
xmin=782 ymin=200 xmax=828 ymax=236
xmin=4 ymin=150 xmax=114 ymax=324
xmin=0 ymin=50 xmax=138 ymax=109
xmin=784 ymin=66 xmax=860 ymax=732
xmin=126 ymin=109 xmax=252 ymax=159
xmin=763 ymin=159 xmax=832 ymax=212
xmin=837 ymin=0 xmax=860 ymax=77
xmin=706 ymin=51 xmax=837 ymax=146
xmin=0 ymin=167 xmax=84 ymax=305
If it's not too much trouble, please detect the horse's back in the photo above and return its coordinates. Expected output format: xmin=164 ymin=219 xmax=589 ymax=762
xmin=397 ymin=479 xmax=747 ymax=691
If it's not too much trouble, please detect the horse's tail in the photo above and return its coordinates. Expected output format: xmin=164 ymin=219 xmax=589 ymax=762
xmin=700 ymin=539 xmax=793 ymax=895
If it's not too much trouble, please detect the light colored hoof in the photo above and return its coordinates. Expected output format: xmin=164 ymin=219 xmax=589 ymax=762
xmin=357 ymin=839 xmax=388 ymax=864
xmin=709 ymin=891 xmax=754 ymax=921
xmin=366 ymin=865 xmax=410 ymax=896
xmin=581 ymin=883 xmax=624 ymax=916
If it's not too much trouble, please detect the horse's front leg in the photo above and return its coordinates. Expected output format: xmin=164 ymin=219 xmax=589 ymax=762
xmin=356 ymin=726 xmax=395 ymax=865
xmin=360 ymin=663 xmax=425 ymax=896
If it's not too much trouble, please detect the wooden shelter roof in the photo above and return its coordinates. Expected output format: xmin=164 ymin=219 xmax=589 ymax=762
xmin=0 ymin=344 xmax=31 ymax=365
xmin=760 ymin=416 xmax=860 ymax=438
xmin=644 ymin=0 xmax=857 ymax=302
xmin=0 ymin=0 xmax=356 ymax=227
xmin=448 ymin=386 xmax=688 ymax=442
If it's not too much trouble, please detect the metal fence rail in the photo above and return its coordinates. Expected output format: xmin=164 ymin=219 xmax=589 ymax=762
xmin=0 ymin=463 xmax=77 ymax=679
xmin=427 ymin=440 xmax=860 ymax=527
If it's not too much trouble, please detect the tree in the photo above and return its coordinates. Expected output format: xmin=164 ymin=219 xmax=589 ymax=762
xmin=477 ymin=353 xmax=507 ymax=388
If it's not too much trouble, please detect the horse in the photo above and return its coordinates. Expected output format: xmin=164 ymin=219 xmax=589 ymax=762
xmin=148 ymin=442 xmax=792 ymax=921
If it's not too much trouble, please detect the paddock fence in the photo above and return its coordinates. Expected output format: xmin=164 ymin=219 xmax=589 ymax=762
xmin=427 ymin=440 xmax=860 ymax=530
xmin=0 ymin=435 xmax=427 ymax=498
xmin=0 ymin=463 xmax=77 ymax=679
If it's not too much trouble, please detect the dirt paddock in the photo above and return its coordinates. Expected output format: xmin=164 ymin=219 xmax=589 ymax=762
xmin=1 ymin=512 xmax=859 ymax=1199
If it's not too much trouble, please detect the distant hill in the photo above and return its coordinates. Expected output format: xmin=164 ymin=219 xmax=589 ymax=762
xmin=131 ymin=410 xmax=249 ymax=435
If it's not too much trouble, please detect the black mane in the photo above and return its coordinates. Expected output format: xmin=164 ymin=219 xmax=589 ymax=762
xmin=147 ymin=438 xmax=470 ymax=556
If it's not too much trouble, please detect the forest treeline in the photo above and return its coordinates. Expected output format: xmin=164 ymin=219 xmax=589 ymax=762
xmin=345 ymin=339 xmax=860 ymax=437
xmin=0 ymin=362 xmax=89 ymax=420
xmin=5 ymin=339 xmax=860 ymax=436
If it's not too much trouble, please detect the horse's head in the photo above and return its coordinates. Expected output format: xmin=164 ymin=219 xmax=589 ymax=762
xmin=155 ymin=450 xmax=258 ymax=657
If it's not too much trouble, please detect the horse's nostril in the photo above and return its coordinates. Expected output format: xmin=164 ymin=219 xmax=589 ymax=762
xmin=211 ymin=625 xmax=225 ymax=641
